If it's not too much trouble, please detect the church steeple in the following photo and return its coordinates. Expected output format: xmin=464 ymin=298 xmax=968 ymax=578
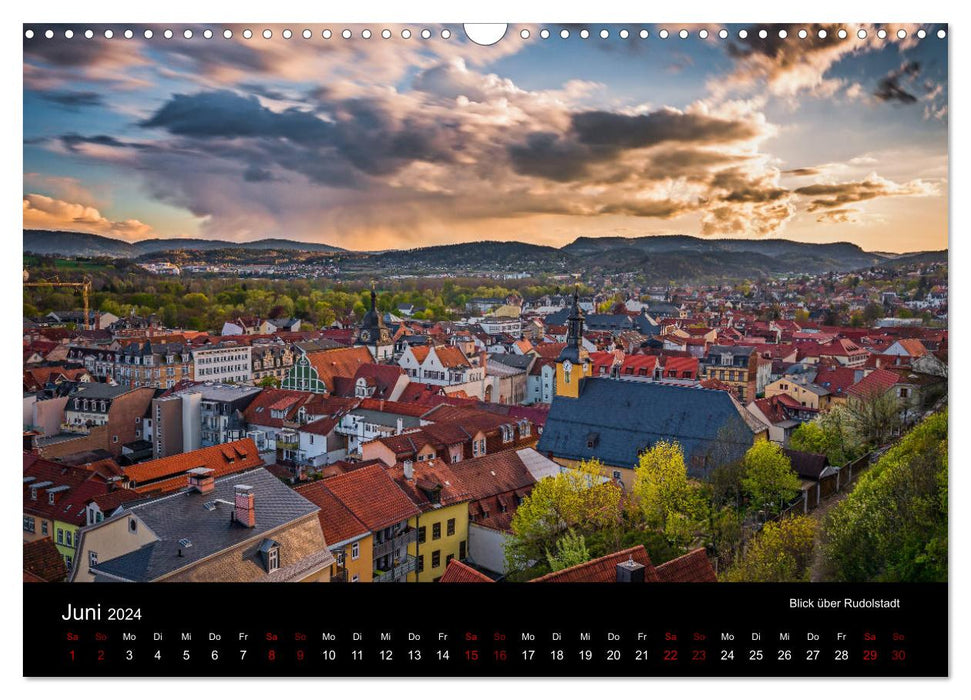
xmin=555 ymin=287 xmax=591 ymax=398
xmin=357 ymin=282 xmax=392 ymax=361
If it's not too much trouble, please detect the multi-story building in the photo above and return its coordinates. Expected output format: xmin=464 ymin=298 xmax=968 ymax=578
xmin=698 ymin=345 xmax=768 ymax=403
xmin=251 ymin=342 xmax=294 ymax=383
xmin=114 ymin=340 xmax=192 ymax=389
xmin=398 ymin=344 xmax=486 ymax=399
xmin=197 ymin=384 xmax=262 ymax=447
xmin=387 ymin=459 xmax=471 ymax=582
xmin=192 ymin=343 xmax=253 ymax=384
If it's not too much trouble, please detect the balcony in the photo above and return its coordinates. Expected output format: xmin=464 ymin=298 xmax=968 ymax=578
xmin=372 ymin=527 xmax=418 ymax=559
xmin=373 ymin=554 xmax=418 ymax=583
xmin=276 ymin=432 xmax=299 ymax=449
xmin=330 ymin=569 xmax=349 ymax=583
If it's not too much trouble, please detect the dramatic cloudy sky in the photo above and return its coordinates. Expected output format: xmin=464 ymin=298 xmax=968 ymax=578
xmin=23 ymin=23 xmax=948 ymax=252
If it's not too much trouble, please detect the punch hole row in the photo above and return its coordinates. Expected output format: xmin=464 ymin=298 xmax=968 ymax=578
xmin=24 ymin=26 xmax=948 ymax=41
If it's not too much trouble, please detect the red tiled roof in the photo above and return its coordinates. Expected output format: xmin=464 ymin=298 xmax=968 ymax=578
xmin=848 ymin=368 xmax=902 ymax=400
xmin=440 ymin=559 xmax=494 ymax=583
xmin=813 ymin=367 xmax=860 ymax=396
xmin=295 ymin=481 xmax=369 ymax=545
xmin=358 ymin=398 xmax=432 ymax=417
xmin=895 ymin=338 xmax=928 ymax=357
xmin=654 ymin=548 xmax=718 ymax=582
xmin=322 ymin=463 xmax=420 ymax=532
xmin=305 ymin=346 xmax=374 ymax=392
xmin=387 ymin=460 xmax=472 ymax=510
xmin=530 ymin=546 xmax=661 ymax=583
xmin=23 ymin=538 xmax=68 ymax=582
xmin=123 ymin=438 xmax=263 ymax=487
xmin=243 ymin=389 xmax=313 ymax=427
xmin=434 ymin=345 xmax=473 ymax=369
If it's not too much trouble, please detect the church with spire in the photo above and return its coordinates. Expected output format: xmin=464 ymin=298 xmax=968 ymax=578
xmin=356 ymin=286 xmax=394 ymax=362
xmin=555 ymin=289 xmax=592 ymax=398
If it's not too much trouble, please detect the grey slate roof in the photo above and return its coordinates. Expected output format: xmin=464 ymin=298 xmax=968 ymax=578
xmin=91 ymin=467 xmax=319 ymax=581
xmin=69 ymin=382 xmax=132 ymax=400
xmin=536 ymin=378 xmax=765 ymax=479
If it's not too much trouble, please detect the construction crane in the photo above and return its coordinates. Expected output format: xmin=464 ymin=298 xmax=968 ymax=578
xmin=23 ymin=270 xmax=93 ymax=330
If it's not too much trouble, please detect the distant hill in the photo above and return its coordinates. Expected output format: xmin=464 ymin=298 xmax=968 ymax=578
xmin=372 ymin=241 xmax=573 ymax=270
xmin=24 ymin=229 xmax=945 ymax=283
xmin=23 ymin=230 xmax=346 ymax=257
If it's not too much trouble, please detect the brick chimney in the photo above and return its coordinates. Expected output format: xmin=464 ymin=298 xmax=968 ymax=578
xmin=187 ymin=467 xmax=215 ymax=494
xmin=616 ymin=556 xmax=646 ymax=583
xmin=233 ymin=485 xmax=256 ymax=527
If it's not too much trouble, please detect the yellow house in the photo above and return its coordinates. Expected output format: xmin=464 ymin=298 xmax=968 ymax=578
xmin=386 ymin=460 xmax=471 ymax=582
xmin=765 ymin=375 xmax=833 ymax=411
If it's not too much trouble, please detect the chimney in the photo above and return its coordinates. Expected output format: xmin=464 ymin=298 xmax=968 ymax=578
xmin=616 ymin=556 xmax=646 ymax=583
xmin=396 ymin=418 xmax=403 ymax=434
xmin=187 ymin=467 xmax=215 ymax=494
xmin=403 ymin=459 xmax=414 ymax=480
xmin=234 ymin=485 xmax=256 ymax=527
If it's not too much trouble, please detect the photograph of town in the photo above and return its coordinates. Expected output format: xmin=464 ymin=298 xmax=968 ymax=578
xmin=23 ymin=24 xmax=947 ymax=586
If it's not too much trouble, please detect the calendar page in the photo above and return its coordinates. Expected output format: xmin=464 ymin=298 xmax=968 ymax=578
xmin=22 ymin=22 xmax=948 ymax=678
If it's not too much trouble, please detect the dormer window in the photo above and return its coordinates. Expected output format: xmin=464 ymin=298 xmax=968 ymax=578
xmin=260 ymin=539 xmax=281 ymax=573
xmin=48 ymin=492 xmax=55 ymax=505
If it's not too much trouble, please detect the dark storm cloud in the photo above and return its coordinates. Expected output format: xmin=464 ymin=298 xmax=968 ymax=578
xmin=140 ymin=90 xmax=333 ymax=141
xmin=507 ymin=132 xmax=594 ymax=182
xmin=572 ymin=108 xmax=763 ymax=149
xmin=784 ymin=167 xmax=821 ymax=177
xmin=873 ymin=61 xmax=921 ymax=104
xmin=38 ymin=90 xmax=104 ymax=109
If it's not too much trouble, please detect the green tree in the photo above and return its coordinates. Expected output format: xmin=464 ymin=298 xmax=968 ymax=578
xmin=545 ymin=530 xmax=591 ymax=572
xmin=740 ymin=441 xmax=801 ymax=514
xmin=721 ymin=516 xmax=817 ymax=582
xmin=631 ymin=440 xmax=692 ymax=530
xmin=258 ymin=376 xmax=281 ymax=388
xmin=505 ymin=460 xmax=622 ymax=579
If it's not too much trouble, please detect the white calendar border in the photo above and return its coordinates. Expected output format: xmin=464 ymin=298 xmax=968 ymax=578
xmin=3 ymin=0 xmax=965 ymax=697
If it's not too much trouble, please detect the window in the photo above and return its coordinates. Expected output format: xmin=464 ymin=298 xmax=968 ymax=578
xmin=65 ymin=555 xmax=73 ymax=570
xmin=267 ymin=547 xmax=279 ymax=572
xmin=351 ymin=574 xmax=359 ymax=582
xmin=66 ymin=531 xmax=73 ymax=547
xmin=432 ymin=522 xmax=442 ymax=540
xmin=41 ymin=521 xmax=48 ymax=535
xmin=417 ymin=526 xmax=426 ymax=544
xmin=56 ymin=528 xmax=64 ymax=544
xmin=351 ymin=542 xmax=360 ymax=560
xmin=417 ymin=555 xmax=424 ymax=573
xmin=129 ymin=519 xmax=138 ymax=533
xmin=23 ymin=516 xmax=35 ymax=533
xmin=446 ymin=518 xmax=455 ymax=536
xmin=459 ymin=540 xmax=467 ymax=559
xmin=48 ymin=492 xmax=55 ymax=505
xmin=89 ymin=551 xmax=98 ymax=568
xmin=431 ymin=550 xmax=441 ymax=569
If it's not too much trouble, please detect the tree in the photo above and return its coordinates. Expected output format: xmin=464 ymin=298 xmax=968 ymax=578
xmin=258 ymin=376 xmax=280 ymax=388
xmin=505 ymin=460 xmax=622 ymax=579
xmin=632 ymin=440 xmax=692 ymax=530
xmin=721 ymin=516 xmax=817 ymax=582
xmin=740 ymin=441 xmax=801 ymax=515
xmin=545 ymin=530 xmax=591 ymax=571
xmin=843 ymin=390 xmax=904 ymax=448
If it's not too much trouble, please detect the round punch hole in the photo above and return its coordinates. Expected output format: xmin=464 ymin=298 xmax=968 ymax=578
xmin=620 ymin=29 xmax=629 ymax=39
xmin=401 ymin=29 xmax=411 ymax=39
xmin=421 ymin=28 xmax=431 ymax=39
xmin=183 ymin=29 xmax=192 ymax=39
xmin=540 ymin=29 xmax=550 ymax=39
xmin=521 ymin=29 xmax=530 ymax=39
xmin=382 ymin=29 xmax=391 ymax=39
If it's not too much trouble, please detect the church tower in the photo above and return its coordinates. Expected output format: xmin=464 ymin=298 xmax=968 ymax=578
xmin=357 ymin=286 xmax=393 ymax=362
xmin=555 ymin=289 xmax=591 ymax=398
